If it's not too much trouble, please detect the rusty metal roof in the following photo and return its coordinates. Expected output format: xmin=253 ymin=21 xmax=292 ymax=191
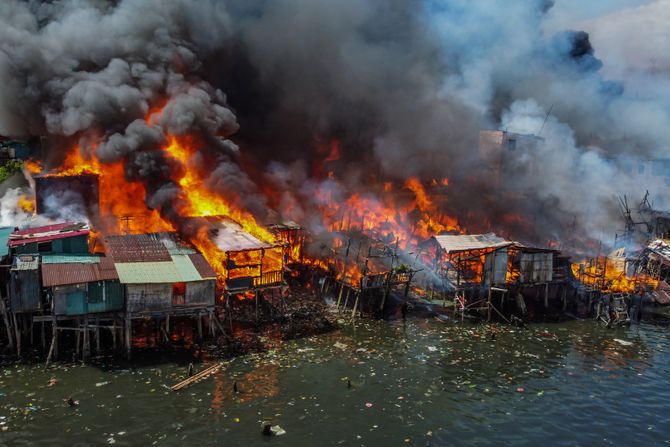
xmin=189 ymin=253 xmax=217 ymax=279
xmin=41 ymin=257 xmax=118 ymax=287
xmin=105 ymin=233 xmax=172 ymax=263
xmin=432 ymin=233 xmax=513 ymax=254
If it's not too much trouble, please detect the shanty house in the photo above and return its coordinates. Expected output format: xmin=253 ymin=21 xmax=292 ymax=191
xmin=189 ymin=217 xmax=285 ymax=293
xmin=8 ymin=222 xmax=90 ymax=256
xmin=9 ymin=255 xmax=40 ymax=313
xmin=427 ymin=233 xmax=514 ymax=287
xmin=41 ymin=255 xmax=122 ymax=316
xmin=105 ymin=233 xmax=216 ymax=315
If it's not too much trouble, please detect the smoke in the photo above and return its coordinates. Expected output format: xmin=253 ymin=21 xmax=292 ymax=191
xmin=0 ymin=0 xmax=668 ymax=254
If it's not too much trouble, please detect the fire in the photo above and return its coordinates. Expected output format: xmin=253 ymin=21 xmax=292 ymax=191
xmin=26 ymin=145 xmax=173 ymax=235
xmin=163 ymin=137 xmax=274 ymax=243
xmin=572 ymin=258 xmax=659 ymax=293
xmin=18 ymin=193 xmax=35 ymax=214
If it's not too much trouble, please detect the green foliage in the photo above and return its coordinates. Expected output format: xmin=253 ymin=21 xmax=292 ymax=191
xmin=0 ymin=159 xmax=24 ymax=184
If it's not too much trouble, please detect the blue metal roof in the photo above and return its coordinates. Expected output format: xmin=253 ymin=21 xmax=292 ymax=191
xmin=42 ymin=254 xmax=101 ymax=264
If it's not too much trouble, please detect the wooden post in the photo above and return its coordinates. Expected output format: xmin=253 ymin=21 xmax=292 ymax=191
xmin=487 ymin=287 xmax=493 ymax=322
xmin=562 ymin=287 xmax=567 ymax=312
xmin=75 ymin=318 xmax=81 ymax=357
xmin=254 ymin=290 xmax=259 ymax=323
xmin=166 ymin=314 xmax=170 ymax=337
xmin=209 ymin=311 xmax=215 ymax=338
xmin=83 ymin=316 xmax=90 ymax=361
xmin=52 ymin=317 xmax=58 ymax=359
xmin=12 ymin=312 xmax=21 ymax=357
xmin=351 ymin=292 xmax=360 ymax=320
xmin=125 ymin=316 xmax=132 ymax=359
xmin=45 ymin=326 xmax=57 ymax=369
xmin=342 ymin=288 xmax=351 ymax=311
xmin=95 ymin=316 xmax=100 ymax=354
xmin=197 ymin=313 xmax=203 ymax=340
xmin=336 ymin=283 xmax=345 ymax=309
xmin=0 ymin=296 xmax=14 ymax=352
xmin=544 ymin=283 xmax=549 ymax=309
xmin=112 ymin=318 xmax=117 ymax=352
xmin=41 ymin=320 xmax=46 ymax=349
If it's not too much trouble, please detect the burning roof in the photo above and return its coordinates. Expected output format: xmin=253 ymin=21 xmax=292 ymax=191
xmin=8 ymin=222 xmax=89 ymax=248
xmin=190 ymin=216 xmax=273 ymax=253
xmin=432 ymin=233 xmax=513 ymax=254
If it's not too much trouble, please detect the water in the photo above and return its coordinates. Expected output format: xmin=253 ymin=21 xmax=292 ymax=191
xmin=1 ymin=318 xmax=670 ymax=445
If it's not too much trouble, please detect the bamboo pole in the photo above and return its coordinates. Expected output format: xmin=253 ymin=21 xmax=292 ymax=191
xmin=351 ymin=292 xmax=360 ymax=321
xmin=45 ymin=327 xmax=57 ymax=369
xmin=170 ymin=362 xmax=225 ymax=391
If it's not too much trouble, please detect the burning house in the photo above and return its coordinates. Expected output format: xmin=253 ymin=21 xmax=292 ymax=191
xmin=33 ymin=173 xmax=100 ymax=217
xmin=317 ymin=232 xmax=418 ymax=319
xmin=422 ymin=233 xmax=572 ymax=320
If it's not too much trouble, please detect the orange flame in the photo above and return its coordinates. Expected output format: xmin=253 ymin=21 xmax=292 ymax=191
xmin=572 ymin=258 xmax=659 ymax=293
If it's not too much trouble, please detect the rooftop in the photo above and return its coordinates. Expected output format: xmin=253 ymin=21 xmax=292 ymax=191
xmin=8 ymin=222 xmax=89 ymax=248
xmin=432 ymin=233 xmax=514 ymax=254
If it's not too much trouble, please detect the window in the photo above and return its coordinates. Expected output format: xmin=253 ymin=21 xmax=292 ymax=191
xmin=37 ymin=241 xmax=53 ymax=253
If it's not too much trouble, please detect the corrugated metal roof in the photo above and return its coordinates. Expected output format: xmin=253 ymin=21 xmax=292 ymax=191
xmin=648 ymin=239 xmax=670 ymax=262
xmin=115 ymin=261 xmax=180 ymax=284
xmin=12 ymin=255 xmax=39 ymax=270
xmin=114 ymin=253 xmax=215 ymax=284
xmin=8 ymin=222 xmax=89 ymax=248
xmin=171 ymin=254 xmax=204 ymax=282
xmin=212 ymin=219 xmax=272 ymax=252
xmin=189 ymin=253 xmax=217 ymax=279
xmin=432 ymin=233 xmax=513 ymax=254
xmin=42 ymin=254 xmax=101 ymax=264
xmin=41 ymin=260 xmax=119 ymax=287
xmin=105 ymin=233 xmax=172 ymax=263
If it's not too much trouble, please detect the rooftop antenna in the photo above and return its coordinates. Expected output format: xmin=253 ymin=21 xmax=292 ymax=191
xmin=538 ymin=104 xmax=554 ymax=137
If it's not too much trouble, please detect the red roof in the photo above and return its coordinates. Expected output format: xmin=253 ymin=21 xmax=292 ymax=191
xmin=8 ymin=222 xmax=89 ymax=248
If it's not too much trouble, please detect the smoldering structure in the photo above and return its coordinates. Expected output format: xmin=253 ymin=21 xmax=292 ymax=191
xmin=0 ymin=0 xmax=669 ymax=361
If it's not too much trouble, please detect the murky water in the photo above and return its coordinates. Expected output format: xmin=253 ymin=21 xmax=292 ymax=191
xmin=2 ymin=318 xmax=670 ymax=446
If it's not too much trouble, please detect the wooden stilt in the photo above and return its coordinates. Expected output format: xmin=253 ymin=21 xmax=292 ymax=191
xmin=197 ymin=314 xmax=203 ymax=340
xmin=52 ymin=317 xmax=58 ymax=359
xmin=112 ymin=318 xmax=117 ymax=352
xmin=544 ymin=283 xmax=549 ymax=309
xmin=125 ymin=316 xmax=132 ymax=359
xmin=351 ymin=292 xmax=360 ymax=321
xmin=487 ymin=288 xmax=493 ymax=322
xmin=0 ymin=297 xmax=14 ymax=352
xmin=95 ymin=316 xmax=100 ymax=354
xmin=29 ymin=316 xmax=34 ymax=347
xmin=342 ymin=288 xmax=351 ymax=311
xmin=166 ymin=314 xmax=171 ymax=337
xmin=336 ymin=283 xmax=345 ymax=309
xmin=83 ymin=316 xmax=90 ymax=361
xmin=254 ymin=291 xmax=259 ymax=323
xmin=45 ymin=327 xmax=57 ymax=369
xmin=75 ymin=318 xmax=81 ymax=357
xmin=41 ymin=320 xmax=46 ymax=349
xmin=209 ymin=311 xmax=215 ymax=338
xmin=12 ymin=312 xmax=21 ymax=357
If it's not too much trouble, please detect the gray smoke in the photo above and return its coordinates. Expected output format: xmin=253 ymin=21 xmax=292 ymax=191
xmin=0 ymin=0 xmax=667 ymax=254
